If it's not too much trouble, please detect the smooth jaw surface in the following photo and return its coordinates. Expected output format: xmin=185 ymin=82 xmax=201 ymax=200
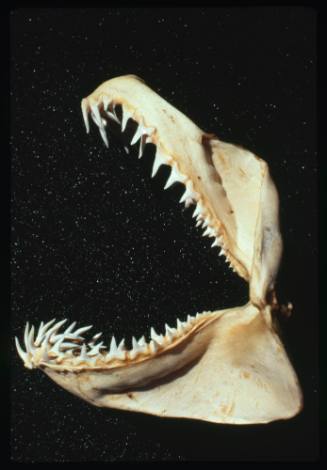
xmin=15 ymin=74 xmax=302 ymax=424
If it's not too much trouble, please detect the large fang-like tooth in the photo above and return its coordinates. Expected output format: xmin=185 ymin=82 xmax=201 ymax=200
xmin=164 ymin=163 xmax=187 ymax=189
xmin=35 ymin=319 xmax=56 ymax=347
xmin=72 ymin=325 xmax=93 ymax=337
xmin=81 ymin=99 xmax=90 ymax=134
xmin=91 ymin=104 xmax=103 ymax=127
xmin=102 ymin=96 xmax=111 ymax=111
xmin=151 ymin=149 xmax=169 ymax=177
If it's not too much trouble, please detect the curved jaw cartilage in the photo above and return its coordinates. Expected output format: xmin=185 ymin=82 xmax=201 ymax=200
xmin=16 ymin=75 xmax=302 ymax=425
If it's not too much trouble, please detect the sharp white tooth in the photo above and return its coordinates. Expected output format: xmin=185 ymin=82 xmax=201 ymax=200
xmin=87 ymin=341 xmax=104 ymax=356
xmin=99 ymin=126 xmax=109 ymax=148
xmin=49 ymin=335 xmax=65 ymax=356
xmin=203 ymin=227 xmax=211 ymax=237
xmin=151 ymin=150 xmax=168 ymax=177
xmin=105 ymin=109 xmax=120 ymax=124
xmin=35 ymin=319 xmax=56 ymax=346
xmin=138 ymin=135 xmax=146 ymax=159
xmin=211 ymin=238 xmax=219 ymax=247
xmin=91 ymin=332 xmax=102 ymax=342
xmin=81 ymin=99 xmax=90 ymax=134
xmin=24 ymin=322 xmax=30 ymax=352
xmin=138 ymin=336 xmax=146 ymax=347
xmin=114 ymin=338 xmax=126 ymax=360
xmin=60 ymin=341 xmax=81 ymax=351
xmin=72 ymin=325 xmax=93 ymax=337
xmin=131 ymin=124 xmax=144 ymax=145
xmin=176 ymin=319 xmax=186 ymax=333
xmin=219 ymin=248 xmax=226 ymax=257
xmin=109 ymin=336 xmax=118 ymax=354
xmin=196 ymin=220 xmax=202 ymax=227
xmin=44 ymin=319 xmax=68 ymax=343
xmin=121 ymin=107 xmax=132 ymax=132
xmin=15 ymin=337 xmax=28 ymax=364
xmin=150 ymin=327 xmax=163 ymax=344
xmin=192 ymin=202 xmax=203 ymax=219
xmin=91 ymin=103 xmax=103 ymax=127
xmin=207 ymin=227 xmax=217 ymax=238
xmin=164 ymin=164 xmax=186 ymax=189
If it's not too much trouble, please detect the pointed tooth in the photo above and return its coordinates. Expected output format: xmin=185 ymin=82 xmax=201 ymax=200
xmin=73 ymin=325 xmax=93 ymax=336
xmin=87 ymin=341 xmax=104 ymax=356
xmin=211 ymin=238 xmax=219 ymax=248
xmin=24 ymin=322 xmax=30 ymax=352
xmin=109 ymin=336 xmax=118 ymax=355
xmin=187 ymin=315 xmax=195 ymax=324
xmin=138 ymin=135 xmax=146 ymax=159
xmin=203 ymin=227 xmax=211 ymax=237
xmin=176 ymin=319 xmax=185 ymax=333
xmin=60 ymin=341 xmax=81 ymax=351
xmin=179 ymin=180 xmax=199 ymax=206
xmin=91 ymin=332 xmax=102 ymax=341
xmin=150 ymin=327 xmax=163 ymax=344
xmin=164 ymin=164 xmax=186 ymax=189
xmin=121 ymin=107 xmax=131 ymax=132
xmin=81 ymin=99 xmax=90 ymax=133
xmin=35 ymin=319 xmax=56 ymax=346
xmin=15 ymin=337 xmax=28 ymax=364
xmin=192 ymin=202 xmax=203 ymax=219
xmin=91 ymin=103 xmax=103 ymax=127
xmin=219 ymin=248 xmax=226 ymax=257
xmin=131 ymin=124 xmax=143 ymax=145
xmin=118 ymin=338 xmax=126 ymax=351
xmin=99 ymin=126 xmax=109 ymax=148
xmin=132 ymin=337 xmax=139 ymax=350
xmin=151 ymin=149 xmax=168 ymax=177
xmin=138 ymin=336 xmax=146 ymax=347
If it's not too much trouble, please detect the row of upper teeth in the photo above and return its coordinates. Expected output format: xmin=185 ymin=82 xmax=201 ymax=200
xmin=15 ymin=312 xmax=212 ymax=368
xmin=82 ymin=98 xmax=235 ymax=271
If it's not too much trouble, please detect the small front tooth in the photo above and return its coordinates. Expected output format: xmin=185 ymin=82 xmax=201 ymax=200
xmin=164 ymin=164 xmax=186 ymax=189
xmin=176 ymin=319 xmax=185 ymax=333
xmin=81 ymin=99 xmax=90 ymax=134
xmin=151 ymin=150 xmax=168 ymax=177
xmin=121 ymin=107 xmax=132 ymax=132
xmin=131 ymin=124 xmax=144 ymax=145
xmin=211 ymin=238 xmax=219 ymax=247
xmin=187 ymin=315 xmax=195 ymax=324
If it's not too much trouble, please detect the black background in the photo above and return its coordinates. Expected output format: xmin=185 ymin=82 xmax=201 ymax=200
xmin=10 ymin=7 xmax=318 ymax=462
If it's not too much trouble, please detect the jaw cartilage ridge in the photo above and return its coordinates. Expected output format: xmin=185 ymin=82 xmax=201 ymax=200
xmin=15 ymin=312 xmax=214 ymax=370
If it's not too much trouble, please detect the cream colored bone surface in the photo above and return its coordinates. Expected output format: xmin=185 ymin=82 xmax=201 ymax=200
xmin=15 ymin=75 xmax=302 ymax=425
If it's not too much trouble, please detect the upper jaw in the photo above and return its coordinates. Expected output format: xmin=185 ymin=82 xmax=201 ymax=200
xmin=81 ymin=75 xmax=283 ymax=305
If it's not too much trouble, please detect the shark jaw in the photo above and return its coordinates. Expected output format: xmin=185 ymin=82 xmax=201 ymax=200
xmin=15 ymin=75 xmax=302 ymax=425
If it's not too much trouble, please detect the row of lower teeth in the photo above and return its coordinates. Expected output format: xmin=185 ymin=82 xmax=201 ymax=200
xmin=15 ymin=312 xmax=212 ymax=368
